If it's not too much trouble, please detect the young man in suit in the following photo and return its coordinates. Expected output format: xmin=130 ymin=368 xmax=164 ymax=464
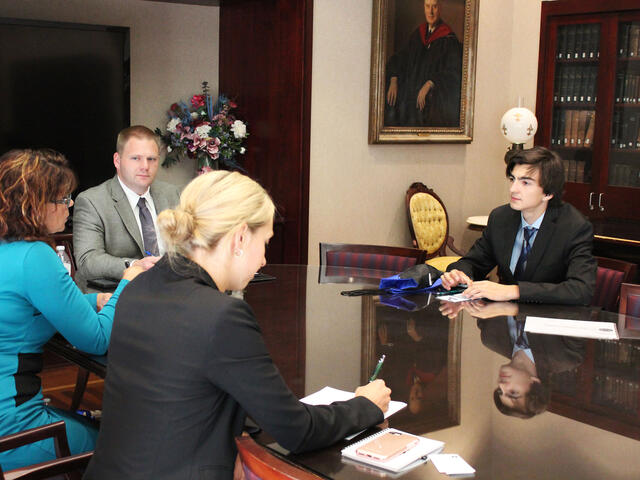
xmin=73 ymin=126 xmax=180 ymax=291
xmin=441 ymin=146 xmax=596 ymax=305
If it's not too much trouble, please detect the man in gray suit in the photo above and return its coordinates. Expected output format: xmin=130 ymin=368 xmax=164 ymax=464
xmin=73 ymin=126 xmax=181 ymax=291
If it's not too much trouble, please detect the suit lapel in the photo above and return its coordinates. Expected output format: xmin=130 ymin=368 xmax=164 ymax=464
xmin=150 ymin=183 xmax=167 ymax=212
xmin=522 ymin=206 xmax=558 ymax=280
xmin=110 ymin=176 xmax=144 ymax=254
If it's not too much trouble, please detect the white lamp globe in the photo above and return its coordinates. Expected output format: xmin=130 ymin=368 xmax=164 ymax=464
xmin=500 ymin=107 xmax=538 ymax=145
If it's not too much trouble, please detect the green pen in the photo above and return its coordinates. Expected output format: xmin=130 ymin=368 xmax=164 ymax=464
xmin=369 ymin=354 xmax=386 ymax=382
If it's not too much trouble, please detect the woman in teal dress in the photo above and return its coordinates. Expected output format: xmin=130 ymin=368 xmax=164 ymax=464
xmin=0 ymin=149 xmax=142 ymax=471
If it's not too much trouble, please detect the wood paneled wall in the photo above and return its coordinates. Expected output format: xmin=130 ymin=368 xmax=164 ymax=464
xmin=219 ymin=0 xmax=313 ymax=264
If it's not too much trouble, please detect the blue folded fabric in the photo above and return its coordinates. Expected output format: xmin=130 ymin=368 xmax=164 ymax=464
xmin=378 ymin=274 xmax=443 ymax=294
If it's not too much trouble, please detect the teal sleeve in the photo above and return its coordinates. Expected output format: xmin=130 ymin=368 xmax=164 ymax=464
xmin=84 ymin=293 xmax=99 ymax=312
xmin=23 ymin=242 xmax=129 ymax=354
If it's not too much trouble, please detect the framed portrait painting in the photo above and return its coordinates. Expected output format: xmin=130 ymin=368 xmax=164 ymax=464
xmin=361 ymin=295 xmax=461 ymax=434
xmin=368 ymin=0 xmax=479 ymax=143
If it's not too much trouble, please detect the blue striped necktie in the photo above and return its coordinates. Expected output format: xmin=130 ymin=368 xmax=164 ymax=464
xmin=514 ymin=227 xmax=536 ymax=280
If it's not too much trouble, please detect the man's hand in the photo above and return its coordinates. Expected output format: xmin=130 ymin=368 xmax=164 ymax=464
xmin=461 ymin=281 xmax=520 ymax=302
xmin=122 ymin=264 xmax=146 ymax=281
xmin=463 ymin=300 xmax=519 ymax=318
xmin=387 ymin=77 xmax=399 ymax=106
xmin=135 ymin=255 xmax=161 ymax=270
xmin=416 ymin=80 xmax=434 ymax=111
xmin=438 ymin=300 xmax=468 ymax=319
xmin=96 ymin=293 xmax=112 ymax=311
xmin=355 ymin=379 xmax=391 ymax=413
xmin=441 ymin=269 xmax=473 ymax=290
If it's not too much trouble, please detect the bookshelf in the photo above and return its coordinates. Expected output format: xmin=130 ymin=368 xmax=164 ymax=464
xmin=549 ymin=339 xmax=640 ymax=440
xmin=535 ymin=1 xmax=640 ymax=229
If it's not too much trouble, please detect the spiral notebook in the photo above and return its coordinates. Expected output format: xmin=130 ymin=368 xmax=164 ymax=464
xmin=341 ymin=428 xmax=444 ymax=473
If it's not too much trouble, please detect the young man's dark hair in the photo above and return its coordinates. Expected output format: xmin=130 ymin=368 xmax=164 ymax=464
xmin=493 ymin=380 xmax=550 ymax=419
xmin=505 ymin=146 xmax=565 ymax=207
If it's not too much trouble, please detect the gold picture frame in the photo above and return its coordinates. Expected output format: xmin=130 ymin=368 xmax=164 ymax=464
xmin=361 ymin=295 xmax=461 ymax=434
xmin=368 ymin=0 xmax=479 ymax=143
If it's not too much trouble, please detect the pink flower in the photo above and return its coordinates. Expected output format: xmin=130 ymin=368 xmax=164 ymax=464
xmin=197 ymin=166 xmax=214 ymax=175
xmin=191 ymin=95 xmax=206 ymax=108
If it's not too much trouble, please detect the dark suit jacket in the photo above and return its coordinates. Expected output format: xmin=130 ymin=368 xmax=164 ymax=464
xmin=447 ymin=202 xmax=596 ymax=305
xmin=84 ymin=256 xmax=383 ymax=480
xmin=73 ymin=176 xmax=180 ymax=289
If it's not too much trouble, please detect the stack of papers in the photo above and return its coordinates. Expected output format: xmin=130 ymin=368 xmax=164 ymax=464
xmin=341 ymin=428 xmax=444 ymax=473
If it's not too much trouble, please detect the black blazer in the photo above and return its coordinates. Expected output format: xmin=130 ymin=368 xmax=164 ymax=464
xmin=447 ymin=203 xmax=596 ymax=305
xmin=84 ymin=256 xmax=383 ymax=480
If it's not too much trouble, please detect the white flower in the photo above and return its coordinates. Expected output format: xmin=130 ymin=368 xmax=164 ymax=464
xmin=167 ymin=118 xmax=180 ymax=133
xmin=167 ymin=146 xmax=172 ymax=153
xmin=231 ymin=120 xmax=247 ymax=139
xmin=240 ymin=147 xmax=246 ymax=154
xmin=191 ymin=112 xmax=199 ymax=119
xmin=195 ymin=125 xmax=212 ymax=139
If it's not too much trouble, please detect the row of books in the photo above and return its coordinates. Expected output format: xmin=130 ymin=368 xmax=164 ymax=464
xmin=609 ymin=163 xmax=640 ymax=188
xmin=593 ymin=374 xmax=638 ymax=414
xmin=596 ymin=340 xmax=640 ymax=368
xmin=556 ymin=23 xmax=600 ymax=60
xmin=611 ymin=110 xmax=640 ymax=149
xmin=615 ymin=73 xmax=640 ymax=104
xmin=551 ymin=109 xmax=596 ymax=147
xmin=554 ymin=66 xmax=597 ymax=104
xmin=562 ymin=159 xmax=588 ymax=183
xmin=618 ymin=23 xmax=640 ymax=58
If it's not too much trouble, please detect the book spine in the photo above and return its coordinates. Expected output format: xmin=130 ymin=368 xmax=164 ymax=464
xmin=630 ymin=24 xmax=640 ymax=57
xmin=589 ymin=24 xmax=599 ymax=59
xmin=584 ymin=111 xmax=595 ymax=147
xmin=575 ymin=24 xmax=584 ymax=59
xmin=611 ymin=110 xmax=620 ymax=148
xmin=559 ymin=109 xmax=567 ymax=146
xmin=566 ymin=25 xmax=576 ymax=60
xmin=570 ymin=110 xmax=579 ymax=146
xmin=557 ymin=25 xmax=567 ymax=59
xmin=564 ymin=109 xmax=572 ymax=146
xmin=619 ymin=23 xmax=631 ymax=57
xmin=569 ymin=67 xmax=577 ymax=103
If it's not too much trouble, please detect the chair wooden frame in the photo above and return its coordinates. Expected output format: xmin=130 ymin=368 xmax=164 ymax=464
xmin=405 ymin=182 xmax=464 ymax=260
xmin=319 ymin=242 xmax=427 ymax=266
xmin=0 ymin=421 xmax=91 ymax=480
xmin=593 ymin=256 xmax=638 ymax=311
xmin=235 ymin=436 xmax=323 ymax=480
xmin=620 ymin=282 xmax=640 ymax=316
xmin=318 ymin=243 xmax=427 ymax=284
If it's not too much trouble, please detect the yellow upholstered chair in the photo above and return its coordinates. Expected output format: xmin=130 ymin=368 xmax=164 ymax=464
xmin=406 ymin=182 xmax=464 ymax=272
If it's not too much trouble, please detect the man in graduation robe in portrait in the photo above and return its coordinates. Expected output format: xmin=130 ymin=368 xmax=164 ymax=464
xmin=385 ymin=0 xmax=462 ymax=127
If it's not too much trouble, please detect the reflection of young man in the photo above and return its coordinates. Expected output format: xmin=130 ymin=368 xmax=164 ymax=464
xmin=385 ymin=0 xmax=462 ymax=127
xmin=476 ymin=311 xmax=585 ymax=418
xmin=441 ymin=147 xmax=596 ymax=305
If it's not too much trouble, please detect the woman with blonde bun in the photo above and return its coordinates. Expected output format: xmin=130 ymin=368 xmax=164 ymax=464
xmin=85 ymin=171 xmax=391 ymax=480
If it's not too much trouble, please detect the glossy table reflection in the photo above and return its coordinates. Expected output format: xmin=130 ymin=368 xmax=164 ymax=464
xmin=47 ymin=265 xmax=640 ymax=479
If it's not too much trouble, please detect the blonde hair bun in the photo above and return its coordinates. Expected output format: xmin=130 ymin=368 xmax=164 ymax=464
xmin=159 ymin=171 xmax=274 ymax=257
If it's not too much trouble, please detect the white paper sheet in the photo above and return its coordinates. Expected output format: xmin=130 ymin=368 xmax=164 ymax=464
xmin=524 ymin=316 xmax=619 ymax=339
xmin=436 ymin=294 xmax=471 ymax=303
xmin=430 ymin=453 xmax=475 ymax=475
xmin=301 ymin=386 xmax=406 ymax=419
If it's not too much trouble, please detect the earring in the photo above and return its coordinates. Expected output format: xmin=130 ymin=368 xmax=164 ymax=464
xmin=234 ymin=249 xmax=244 ymax=257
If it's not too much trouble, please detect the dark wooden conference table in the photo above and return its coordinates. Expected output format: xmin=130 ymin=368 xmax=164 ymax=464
xmin=48 ymin=265 xmax=640 ymax=479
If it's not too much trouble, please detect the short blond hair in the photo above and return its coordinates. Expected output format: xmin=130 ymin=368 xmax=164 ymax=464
xmin=158 ymin=171 xmax=275 ymax=257
xmin=116 ymin=125 xmax=163 ymax=156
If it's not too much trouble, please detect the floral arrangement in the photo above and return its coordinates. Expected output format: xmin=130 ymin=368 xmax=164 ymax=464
xmin=155 ymin=82 xmax=248 ymax=174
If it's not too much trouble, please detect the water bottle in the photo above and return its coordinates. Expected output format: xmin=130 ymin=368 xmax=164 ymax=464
xmin=56 ymin=245 xmax=72 ymax=275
